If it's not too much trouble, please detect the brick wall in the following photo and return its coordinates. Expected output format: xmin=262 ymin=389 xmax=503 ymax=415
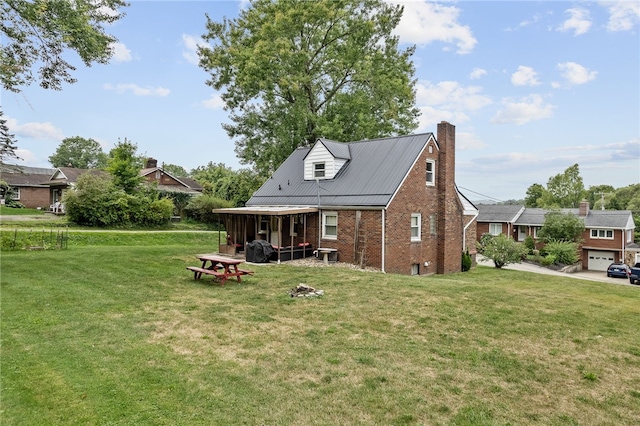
xmin=14 ymin=187 xmax=50 ymax=209
xmin=318 ymin=210 xmax=383 ymax=267
xmin=385 ymin=143 xmax=440 ymax=274
xmin=436 ymin=121 xmax=464 ymax=274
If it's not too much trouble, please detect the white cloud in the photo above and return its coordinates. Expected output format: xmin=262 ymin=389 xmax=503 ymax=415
xmin=182 ymin=34 xmax=208 ymax=65
xmin=456 ymin=131 xmax=487 ymax=150
xmin=414 ymin=80 xmax=491 ymax=131
xmin=5 ymin=116 xmax=64 ymax=140
xmin=393 ymin=1 xmax=477 ymax=54
xmin=201 ymin=93 xmax=225 ymax=110
xmin=104 ymin=83 xmax=170 ymax=97
xmin=469 ymin=68 xmax=487 ymax=80
xmin=490 ymin=94 xmax=555 ymax=125
xmin=556 ymin=62 xmax=597 ymax=86
xmin=416 ymin=80 xmax=492 ymax=111
xmin=109 ymin=42 xmax=132 ymax=62
xmin=599 ymin=0 xmax=640 ymax=31
xmin=511 ymin=66 xmax=540 ymax=86
xmin=557 ymin=7 xmax=592 ymax=35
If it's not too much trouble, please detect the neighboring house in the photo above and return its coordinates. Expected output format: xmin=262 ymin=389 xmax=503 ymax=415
xmin=214 ymin=121 xmax=478 ymax=276
xmin=476 ymin=201 xmax=637 ymax=271
xmin=140 ymin=158 xmax=203 ymax=195
xmin=0 ymin=165 xmax=56 ymax=209
xmin=48 ymin=167 xmax=108 ymax=209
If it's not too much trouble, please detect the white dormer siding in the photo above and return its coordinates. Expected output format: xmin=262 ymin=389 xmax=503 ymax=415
xmin=304 ymin=141 xmax=347 ymax=180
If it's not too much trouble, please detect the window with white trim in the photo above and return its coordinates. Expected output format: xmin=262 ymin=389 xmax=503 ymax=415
xmin=590 ymin=229 xmax=613 ymax=239
xmin=411 ymin=213 xmax=421 ymax=241
xmin=627 ymin=229 xmax=633 ymax=243
xmin=7 ymin=187 xmax=20 ymax=200
xmin=489 ymin=223 xmax=502 ymax=236
xmin=314 ymin=162 xmax=326 ymax=178
xmin=322 ymin=211 xmax=337 ymax=239
xmin=426 ymin=160 xmax=435 ymax=186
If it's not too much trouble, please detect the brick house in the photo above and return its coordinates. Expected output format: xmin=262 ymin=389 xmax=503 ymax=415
xmin=0 ymin=165 xmax=55 ymax=209
xmin=476 ymin=202 xmax=637 ymax=271
xmin=214 ymin=121 xmax=478 ymax=275
xmin=140 ymin=158 xmax=203 ymax=195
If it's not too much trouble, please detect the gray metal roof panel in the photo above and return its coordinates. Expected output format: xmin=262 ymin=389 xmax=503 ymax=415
xmin=319 ymin=139 xmax=351 ymax=159
xmin=247 ymin=133 xmax=433 ymax=208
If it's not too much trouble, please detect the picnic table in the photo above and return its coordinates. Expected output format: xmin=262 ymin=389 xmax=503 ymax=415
xmin=186 ymin=254 xmax=253 ymax=285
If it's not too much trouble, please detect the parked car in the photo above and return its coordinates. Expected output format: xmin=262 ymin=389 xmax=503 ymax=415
xmin=606 ymin=263 xmax=631 ymax=278
xmin=629 ymin=263 xmax=640 ymax=285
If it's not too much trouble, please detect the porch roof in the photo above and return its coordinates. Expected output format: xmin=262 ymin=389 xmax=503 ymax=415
xmin=212 ymin=206 xmax=319 ymax=216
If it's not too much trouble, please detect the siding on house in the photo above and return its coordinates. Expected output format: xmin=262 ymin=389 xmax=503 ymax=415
xmin=217 ymin=122 xmax=476 ymax=275
xmin=477 ymin=203 xmax=636 ymax=271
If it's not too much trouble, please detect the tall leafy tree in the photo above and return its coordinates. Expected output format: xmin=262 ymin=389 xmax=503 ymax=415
xmin=585 ymin=184 xmax=615 ymax=210
xmin=1 ymin=0 xmax=129 ymax=92
xmin=537 ymin=210 xmax=585 ymax=243
xmin=524 ymin=183 xmax=546 ymax=207
xmin=539 ymin=164 xmax=585 ymax=208
xmin=48 ymin=136 xmax=108 ymax=169
xmin=0 ymin=108 xmax=20 ymax=166
xmin=191 ymin=162 xmax=262 ymax=207
xmin=199 ymin=0 xmax=419 ymax=177
xmin=106 ymin=138 xmax=143 ymax=194
xmin=161 ymin=163 xmax=188 ymax=178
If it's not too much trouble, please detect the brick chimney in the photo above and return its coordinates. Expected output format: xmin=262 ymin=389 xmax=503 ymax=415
xmin=146 ymin=158 xmax=158 ymax=168
xmin=579 ymin=199 xmax=590 ymax=217
xmin=436 ymin=121 xmax=463 ymax=274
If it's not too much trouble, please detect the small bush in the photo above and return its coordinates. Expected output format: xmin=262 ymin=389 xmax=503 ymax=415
xmin=461 ymin=250 xmax=472 ymax=272
xmin=542 ymin=240 xmax=579 ymax=265
xmin=184 ymin=195 xmax=233 ymax=224
xmin=540 ymin=254 xmax=557 ymax=266
xmin=523 ymin=235 xmax=535 ymax=254
xmin=479 ymin=234 xmax=528 ymax=268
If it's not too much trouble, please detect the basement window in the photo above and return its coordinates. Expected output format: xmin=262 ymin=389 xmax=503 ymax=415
xmin=411 ymin=264 xmax=420 ymax=275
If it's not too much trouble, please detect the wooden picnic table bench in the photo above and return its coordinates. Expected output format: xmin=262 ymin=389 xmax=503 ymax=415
xmin=186 ymin=254 xmax=254 ymax=285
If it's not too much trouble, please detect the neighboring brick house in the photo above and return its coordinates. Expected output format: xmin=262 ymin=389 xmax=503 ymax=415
xmin=140 ymin=158 xmax=203 ymax=195
xmin=48 ymin=167 xmax=108 ymax=209
xmin=214 ymin=121 xmax=478 ymax=276
xmin=0 ymin=165 xmax=55 ymax=209
xmin=476 ymin=202 xmax=637 ymax=271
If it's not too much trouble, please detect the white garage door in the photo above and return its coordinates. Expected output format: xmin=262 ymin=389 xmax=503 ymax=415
xmin=588 ymin=251 xmax=615 ymax=271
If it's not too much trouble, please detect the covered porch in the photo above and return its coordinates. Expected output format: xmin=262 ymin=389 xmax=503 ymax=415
xmin=212 ymin=206 xmax=319 ymax=263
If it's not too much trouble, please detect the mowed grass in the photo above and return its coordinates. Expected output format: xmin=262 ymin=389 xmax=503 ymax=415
xmin=2 ymin=232 xmax=639 ymax=425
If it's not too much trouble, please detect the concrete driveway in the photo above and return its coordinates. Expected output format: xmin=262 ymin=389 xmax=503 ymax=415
xmin=477 ymin=256 xmax=638 ymax=288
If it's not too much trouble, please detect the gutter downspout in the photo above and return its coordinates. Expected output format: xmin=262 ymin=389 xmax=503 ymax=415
xmin=381 ymin=208 xmax=386 ymax=273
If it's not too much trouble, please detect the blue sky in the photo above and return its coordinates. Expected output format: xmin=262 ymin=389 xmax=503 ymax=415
xmin=3 ymin=0 xmax=639 ymax=201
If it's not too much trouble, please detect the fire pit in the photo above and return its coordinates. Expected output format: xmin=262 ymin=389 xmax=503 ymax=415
xmin=289 ymin=284 xmax=324 ymax=297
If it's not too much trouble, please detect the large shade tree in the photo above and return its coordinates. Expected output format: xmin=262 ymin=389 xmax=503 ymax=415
xmin=49 ymin=136 xmax=108 ymax=169
xmin=198 ymin=0 xmax=419 ymax=177
xmin=0 ymin=108 xmax=20 ymax=166
xmin=1 ymin=0 xmax=129 ymax=92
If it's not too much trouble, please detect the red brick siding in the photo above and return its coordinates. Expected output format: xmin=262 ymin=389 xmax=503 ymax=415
xmin=13 ymin=187 xmax=50 ymax=209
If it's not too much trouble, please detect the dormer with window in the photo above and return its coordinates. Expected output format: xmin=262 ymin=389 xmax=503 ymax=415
xmin=304 ymin=139 xmax=350 ymax=180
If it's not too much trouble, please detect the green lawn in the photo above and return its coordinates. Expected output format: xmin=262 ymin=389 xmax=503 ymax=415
xmin=1 ymin=232 xmax=639 ymax=425
xmin=0 ymin=206 xmax=47 ymax=216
